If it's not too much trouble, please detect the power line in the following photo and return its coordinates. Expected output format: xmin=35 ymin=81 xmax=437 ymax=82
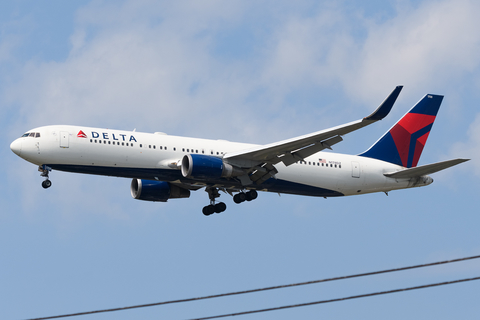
xmin=189 ymin=276 xmax=480 ymax=320
xmin=26 ymin=254 xmax=480 ymax=320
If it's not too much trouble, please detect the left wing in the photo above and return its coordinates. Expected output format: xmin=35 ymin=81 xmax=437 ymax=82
xmin=224 ymin=86 xmax=403 ymax=184
xmin=384 ymin=159 xmax=470 ymax=179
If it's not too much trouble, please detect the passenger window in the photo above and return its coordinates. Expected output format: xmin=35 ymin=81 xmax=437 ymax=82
xmin=122 ymin=142 xmax=124 ymax=146
xmin=140 ymin=144 xmax=142 ymax=148
xmin=90 ymin=139 xmax=93 ymax=142
xmin=104 ymin=141 xmax=106 ymax=144
xmin=108 ymin=141 xmax=111 ymax=144
xmin=153 ymin=145 xmax=156 ymax=149
xmin=117 ymin=142 xmax=120 ymax=145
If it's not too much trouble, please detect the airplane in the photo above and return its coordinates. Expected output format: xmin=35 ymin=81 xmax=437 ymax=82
xmin=10 ymin=86 xmax=469 ymax=216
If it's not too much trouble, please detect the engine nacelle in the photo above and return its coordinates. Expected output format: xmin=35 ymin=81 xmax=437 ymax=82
xmin=181 ymin=154 xmax=244 ymax=180
xmin=130 ymin=179 xmax=190 ymax=202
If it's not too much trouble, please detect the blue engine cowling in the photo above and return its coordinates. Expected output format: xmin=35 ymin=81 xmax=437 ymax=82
xmin=181 ymin=154 xmax=244 ymax=180
xmin=130 ymin=179 xmax=190 ymax=202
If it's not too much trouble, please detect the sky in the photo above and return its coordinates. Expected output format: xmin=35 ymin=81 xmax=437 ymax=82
xmin=1 ymin=0 xmax=479 ymax=319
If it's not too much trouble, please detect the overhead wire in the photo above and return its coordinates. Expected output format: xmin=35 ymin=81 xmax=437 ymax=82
xmin=188 ymin=276 xmax=480 ymax=320
xmin=26 ymin=254 xmax=480 ymax=320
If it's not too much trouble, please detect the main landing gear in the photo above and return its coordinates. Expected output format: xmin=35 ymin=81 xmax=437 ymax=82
xmin=39 ymin=165 xmax=52 ymax=189
xmin=202 ymin=187 xmax=227 ymax=216
xmin=233 ymin=190 xmax=258 ymax=204
xmin=202 ymin=188 xmax=259 ymax=216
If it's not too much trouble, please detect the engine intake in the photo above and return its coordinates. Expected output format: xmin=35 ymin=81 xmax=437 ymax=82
xmin=131 ymin=179 xmax=190 ymax=202
xmin=181 ymin=154 xmax=244 ymax=180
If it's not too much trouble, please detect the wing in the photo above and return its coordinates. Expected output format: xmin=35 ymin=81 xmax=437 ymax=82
xmin=224 ymin=86 xmax=403 ymax=184
xmin=384 ymin=159 xmax=470 ymax=179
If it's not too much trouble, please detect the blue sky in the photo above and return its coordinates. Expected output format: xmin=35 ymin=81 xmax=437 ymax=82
xmin=1 ymin=1 xmax=479 ymax=319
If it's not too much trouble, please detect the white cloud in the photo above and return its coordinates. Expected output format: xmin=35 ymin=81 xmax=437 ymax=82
xmin=450 ymin=113 xmax=480 ymax=176
xmin=349 ymin=0 xmax=480 ymax=101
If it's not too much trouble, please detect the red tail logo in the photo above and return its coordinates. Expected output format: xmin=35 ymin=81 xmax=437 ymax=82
xmin=77 ymin=130 xmax=87 ymax=138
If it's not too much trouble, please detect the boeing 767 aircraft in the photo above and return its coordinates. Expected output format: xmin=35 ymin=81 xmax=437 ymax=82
xmin=10 ymin=86 xmax=469 ymax=215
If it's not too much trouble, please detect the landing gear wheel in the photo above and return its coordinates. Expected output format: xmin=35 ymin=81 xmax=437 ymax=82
xmin=42 ymin=179 xmax=52 ymax=189
xmin=235 ymin=192 xmax=247 ymax=203
xmin=247 ymin=190 xmax=258 ymax=200
xmin=215 ymin=202 xmax=227 ymax=213
xmin=202 ymin=205 xmax=215 ymax=216
xmin=233 ymin=193 xmax=243 ymax=204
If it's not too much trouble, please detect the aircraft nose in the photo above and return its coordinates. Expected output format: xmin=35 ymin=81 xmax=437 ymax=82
xmin=10 ymin=139 xmax=22 ymax=156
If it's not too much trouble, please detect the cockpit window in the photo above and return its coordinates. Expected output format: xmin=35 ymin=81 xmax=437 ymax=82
xmin=21 ymin=132 xmax=41 ymax=138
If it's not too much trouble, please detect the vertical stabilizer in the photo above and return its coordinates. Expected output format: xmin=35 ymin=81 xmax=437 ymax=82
xmin=359 ymin=94 xmax=443 ymax=168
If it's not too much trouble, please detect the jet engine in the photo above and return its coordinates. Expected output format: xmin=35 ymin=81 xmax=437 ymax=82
xmin=130 ymin=179 xmax=190 ymax=202
xmin=181 ymin=154 xmax=244 ymax=180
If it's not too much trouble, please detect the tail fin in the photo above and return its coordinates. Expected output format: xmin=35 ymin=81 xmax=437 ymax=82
xmin=359 ymin=94 xmax=443 ymax=168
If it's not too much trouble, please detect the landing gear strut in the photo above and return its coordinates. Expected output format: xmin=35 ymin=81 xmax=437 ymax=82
xmin=202 ymin=187 xmax=227 ymax=216
xmin=39 ymin=165 xmax=52 ymax=189
xmin=233 ymin=190 xmax=258 ymax=204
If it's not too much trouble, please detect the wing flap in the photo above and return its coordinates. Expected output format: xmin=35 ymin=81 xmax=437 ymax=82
xmin=384 ymin=159 xmax=469 ymax=179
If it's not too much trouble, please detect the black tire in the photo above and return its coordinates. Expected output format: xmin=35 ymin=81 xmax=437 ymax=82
xmin=233 ymin=194 xmax=242 ymax=204
xmin=238 ymin=193 xmax=246 ymax=202
xmin=248 ymin=190 xmax=258 ymax=200
xmin=42 ymin=180 xmax=52 ymax=189
xmin=202 ymin=205 xmax=215 ymax=216
xmin=215 ymin=202 xmax=227 ymax=213
xmin=202 ymin=206 xmax=209 ymax=216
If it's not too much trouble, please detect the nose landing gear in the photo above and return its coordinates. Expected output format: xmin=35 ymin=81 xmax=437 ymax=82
xmin=39 ymin=165 xmax=52 ymax=189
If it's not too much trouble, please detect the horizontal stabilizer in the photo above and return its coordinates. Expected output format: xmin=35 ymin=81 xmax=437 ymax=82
xmin=384 ymin=159 xmax=470 ymax=179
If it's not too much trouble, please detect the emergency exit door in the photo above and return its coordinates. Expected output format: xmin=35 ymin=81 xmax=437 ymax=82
xmin=60 ymin=131 xmax=69 ymax=148
xmin=352 ymin=161 xmax=360 ymax=178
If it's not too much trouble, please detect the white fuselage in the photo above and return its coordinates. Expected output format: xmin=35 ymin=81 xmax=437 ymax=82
xmin=10 ymin=125 xmax=432 ymax=198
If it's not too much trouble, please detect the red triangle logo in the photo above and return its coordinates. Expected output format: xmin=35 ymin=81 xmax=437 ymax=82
xmin=77 ymin=130 xmax=87 ymax=138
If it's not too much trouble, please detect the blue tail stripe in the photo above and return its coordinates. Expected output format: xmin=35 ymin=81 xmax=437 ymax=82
xmin=407 ymin=123 xmax=433 ymax=168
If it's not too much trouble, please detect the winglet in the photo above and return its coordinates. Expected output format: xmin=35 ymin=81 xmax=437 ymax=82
xmin=364 ymin=85 xmax=403 ymax=121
